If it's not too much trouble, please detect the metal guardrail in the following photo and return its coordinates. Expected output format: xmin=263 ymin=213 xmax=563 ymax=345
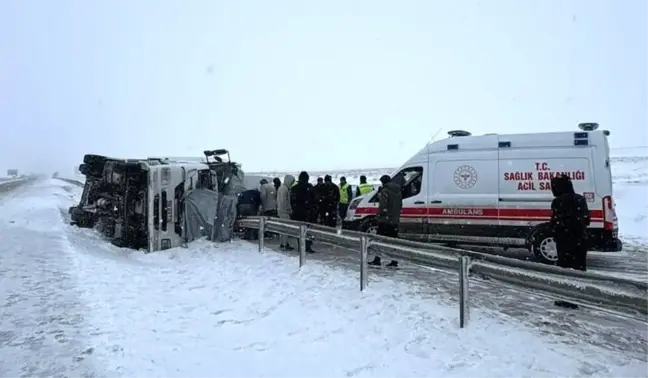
xmin=0 ymin=178 xmax=26 ymax=185
xmin=0 ymin=178 xmax=30 ymax=193
xmin=237 ymin=216 xmax=648 ymax=327
xmin=56 ymin=178 xmax=85 ymax=187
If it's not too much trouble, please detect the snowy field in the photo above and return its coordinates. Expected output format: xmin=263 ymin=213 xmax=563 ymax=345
xmin=0 ymin=179 xmax=646 ymax=377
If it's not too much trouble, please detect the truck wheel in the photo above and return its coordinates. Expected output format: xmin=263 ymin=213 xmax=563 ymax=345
xmin=360 ymin=217 xmax=378 ymax=234
xmin=529 ymin=225 xmax=559 ymax=265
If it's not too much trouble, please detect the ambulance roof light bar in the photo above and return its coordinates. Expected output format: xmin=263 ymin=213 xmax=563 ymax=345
xmin=578 ymin=122 xmax=599 ymax=131
xmin=447 ymin=130 xmax=472 ymax=137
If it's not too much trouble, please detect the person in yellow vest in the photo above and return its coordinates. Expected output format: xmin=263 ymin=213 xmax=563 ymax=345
xmin=355 ymin=175 xmax=374 ymax=197
xmin=338 ymin=176 xmax=353 ymax=221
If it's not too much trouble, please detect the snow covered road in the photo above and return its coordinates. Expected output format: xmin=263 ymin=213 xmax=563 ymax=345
xmin=1 ymin=179 xmax=647 ymax=377
xmin=0 ymin=180 xmax=97 ymax=377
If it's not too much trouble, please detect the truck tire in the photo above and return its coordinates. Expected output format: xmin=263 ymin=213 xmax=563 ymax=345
xmin=528 ymin=224 xmax=559 ymax=265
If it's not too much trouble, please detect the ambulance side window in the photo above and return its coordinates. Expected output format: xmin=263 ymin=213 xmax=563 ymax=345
xmin=391 ymin=166 xmax=423 ymax=199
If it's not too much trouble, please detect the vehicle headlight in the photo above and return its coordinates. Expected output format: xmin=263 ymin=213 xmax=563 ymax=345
xmin=349 ymin=197 xmax=363 ymax=210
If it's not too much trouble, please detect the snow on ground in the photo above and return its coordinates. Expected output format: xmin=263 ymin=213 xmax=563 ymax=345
xmin=610 ymin=151 xmax=648 ymax=242
xmin=1 ymin=179 xmax=646 ymax=377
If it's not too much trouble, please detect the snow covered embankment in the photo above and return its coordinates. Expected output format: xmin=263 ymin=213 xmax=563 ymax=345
xmin=0 ymin=178 xmax=636 ymax=377
xmin=0 ymin=180 xmax=98 ymax=377
xmin=610 ymin=148 xmax=648 ymax=243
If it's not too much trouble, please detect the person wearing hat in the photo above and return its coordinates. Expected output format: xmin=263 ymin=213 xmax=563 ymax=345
xmin=368 ymin=174 xmax=402 ymax=267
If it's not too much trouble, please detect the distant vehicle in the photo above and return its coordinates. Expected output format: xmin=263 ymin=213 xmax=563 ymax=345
xmin=343 ymin=123 xmax=621 ymax=264
xmin=6 ymin=169 xmax=18 ymax=178
xmin=69 ymin=149 xmax=245 ymax=252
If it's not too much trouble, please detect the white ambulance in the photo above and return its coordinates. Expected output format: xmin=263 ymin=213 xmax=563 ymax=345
xmin=342 ymin=123 xmax=621 ymax=264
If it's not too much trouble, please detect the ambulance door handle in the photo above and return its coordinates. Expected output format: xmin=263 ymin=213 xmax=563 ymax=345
xmin=429 ymin=200 xmax=442 ymax=204
xmin=414 ymin=201 xmax=424 ymax=204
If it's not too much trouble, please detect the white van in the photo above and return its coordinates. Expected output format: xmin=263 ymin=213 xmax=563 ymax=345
xmin=342 ymin=123 xmax=621 ymax=264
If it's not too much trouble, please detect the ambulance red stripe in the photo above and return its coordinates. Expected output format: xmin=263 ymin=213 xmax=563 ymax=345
xmin=354 ymin=207 xmax=604 ymax=221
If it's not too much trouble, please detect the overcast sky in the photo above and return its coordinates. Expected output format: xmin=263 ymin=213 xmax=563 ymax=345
xmin=1 ymin=0 xmax=646 ymax=175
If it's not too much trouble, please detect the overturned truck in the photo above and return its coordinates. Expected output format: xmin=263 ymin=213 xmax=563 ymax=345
xmin=69 ymin=149 xmax=245 ymax=251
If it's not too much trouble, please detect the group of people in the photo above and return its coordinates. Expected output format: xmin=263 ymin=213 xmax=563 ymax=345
xmin=236 ymin=172 xmax=404 ymax=267
xmin=236 ymin=170 xmax=590 ymax=280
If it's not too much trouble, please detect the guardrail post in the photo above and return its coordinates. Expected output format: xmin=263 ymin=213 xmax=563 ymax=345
xmin=360 ymin=235 xmax=369 ymax=291
xmin=458 ymin=255 xmax=470 ymax=328
xmin=258 ymin=217 xmax=266 ymax=253
xmin=299 ymin=224 xmax=307 ymax=268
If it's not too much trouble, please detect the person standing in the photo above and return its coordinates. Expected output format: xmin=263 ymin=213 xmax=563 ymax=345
xmin=338 ymin=176 xmax=353 ymax=221
xmin=321 ymin=175 xmax=340 ymax=227
xmin=273 ymin=177 xmax=281 ymax=191
xmin=550 ymin=174 xmax=590 ymax=309
xmin=290 ymin=171 xmax=317 ymax=253
xmin=368 ymin=175 xmax=402 ymax=268
xmin=237 ymin=187 xmax=262 ymax=240
xmin=277 ymin=174 xmax=295 ymax=250
xmin=259 ymin=179 xmax=278 ymax=217
xmin=313 ymin=177 xmax=326 ymax=224
xmin=355 ymin=175 xmax=374 ymax=197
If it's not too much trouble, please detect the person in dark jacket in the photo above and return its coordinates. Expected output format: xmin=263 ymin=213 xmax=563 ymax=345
xmin=237 ymin=188 xmax=262 ymax=240
xmin=550 ymin=174 xmax=590 ymax=309
xmin=368 ymin=175 xmax=402 ymax=267
xmin=290 ymin=171 xmax=317 ymax=253
xmin=313 ymin=177 xmax=325 ymax=223
xmin=273 ymin=177 xmax=281 ymax=191
xmin=318 ymin=175 xmax=340 ymax=227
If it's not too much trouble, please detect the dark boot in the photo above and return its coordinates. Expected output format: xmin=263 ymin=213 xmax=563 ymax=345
xmin=368 ymin=256 xmax=382 ymax=266
xmin=386 ymin=260 xmax=399 ymax=268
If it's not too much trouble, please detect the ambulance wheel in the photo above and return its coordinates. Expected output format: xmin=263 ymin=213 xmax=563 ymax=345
xmin=529 ymin=225 xmax=559 ymax=265
xmin=360 ymin=218 xmax=378 ymax=235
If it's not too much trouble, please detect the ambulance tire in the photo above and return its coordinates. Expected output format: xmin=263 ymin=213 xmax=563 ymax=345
xmin=360 ymin=217 xmax=379 ymax=235
xmin=529 ymin=224 xmax=559 ymax=265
